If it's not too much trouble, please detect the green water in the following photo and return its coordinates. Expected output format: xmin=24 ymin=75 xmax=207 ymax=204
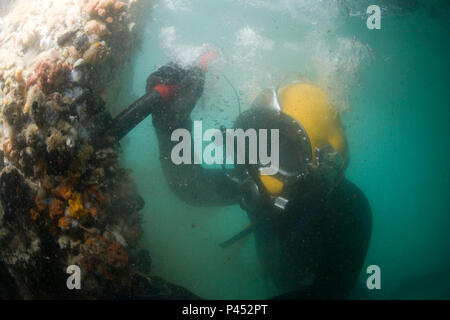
xmin=117 ymin=0 xmax=450 ymax=299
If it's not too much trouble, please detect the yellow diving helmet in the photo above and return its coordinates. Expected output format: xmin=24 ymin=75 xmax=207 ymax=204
xmin=233 ymin=82 xmax=348 ymax=213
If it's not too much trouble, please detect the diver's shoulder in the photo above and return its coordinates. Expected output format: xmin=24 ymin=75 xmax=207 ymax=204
xmin=331 ymin=177 xmax=372 ymax=217
xmin=325 ymin=178 xmax=372 ymax=243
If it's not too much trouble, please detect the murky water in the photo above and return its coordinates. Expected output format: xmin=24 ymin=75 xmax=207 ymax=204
xmin=116 ymin=0 xmax=450 ymax=299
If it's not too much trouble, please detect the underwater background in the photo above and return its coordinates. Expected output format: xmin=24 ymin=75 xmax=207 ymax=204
xmin=111 ymin=0 xmax=450 ymax=299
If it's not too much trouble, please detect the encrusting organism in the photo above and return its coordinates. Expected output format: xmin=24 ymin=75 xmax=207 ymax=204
xmin=0 ymin=0 xmax=153 ymax=298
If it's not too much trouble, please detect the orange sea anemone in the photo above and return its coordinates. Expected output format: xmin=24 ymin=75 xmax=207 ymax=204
xmin=35 ymin=195 xmax=47 ymax=212
xmin=68 ymin=193 xmax=88 ymax=218
xmin=52 ymin=180 xmax=73 ymax=200
xmin=85 ymin=185 xmax=105 ymax=206
xmin=49 ymin=198 xmax=66 ymax=219
xmin=106 ymin=241 xmax=128 ymax=268
xmin=30 ymin=208 xmax=39 ymax=221
xmin=58 ymin=216 xmax=72 ymax=229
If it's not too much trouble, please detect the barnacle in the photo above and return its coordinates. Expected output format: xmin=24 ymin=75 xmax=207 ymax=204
xmin=82 ymin=41 xmax=109 ymax=65
xmin=23 ymin=123 xmax=40 ymax=145
xmin=78 ymin=143 xmax=94 ymax=162
xmin=46 ymin=128 xmax=66 ymax=153
xmin=15 ymin=68 xmax=24 ymax=83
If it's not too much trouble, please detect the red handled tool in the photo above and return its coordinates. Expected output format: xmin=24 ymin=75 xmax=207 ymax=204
xmin=107 ymin=52 xmax=217 ymax=140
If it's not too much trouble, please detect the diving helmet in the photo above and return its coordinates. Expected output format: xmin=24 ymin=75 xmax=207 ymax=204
xmin=232 ymin=82 xmax=348 ymax=214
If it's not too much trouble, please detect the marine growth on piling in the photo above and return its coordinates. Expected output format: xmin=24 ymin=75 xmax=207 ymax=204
xmin=0 ymin=0 xmax=153 ymax=298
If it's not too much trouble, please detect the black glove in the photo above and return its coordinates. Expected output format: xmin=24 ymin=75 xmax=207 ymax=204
xmin=147 ymin=63 xmax=205 ymax=129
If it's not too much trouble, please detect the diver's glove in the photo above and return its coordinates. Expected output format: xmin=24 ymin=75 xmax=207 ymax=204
xmin=147 ymin=63 xmax=205 ymax=130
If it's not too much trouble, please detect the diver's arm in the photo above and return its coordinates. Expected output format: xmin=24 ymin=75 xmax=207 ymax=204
xmin=150 ymin=64 xmax=240 ymax=207
xmin=153 ymin=118 xmax=239 ymax=206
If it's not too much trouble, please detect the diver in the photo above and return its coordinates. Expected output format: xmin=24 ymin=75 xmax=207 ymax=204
xmin=109 ymin=56 xmax=372 ymax=299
